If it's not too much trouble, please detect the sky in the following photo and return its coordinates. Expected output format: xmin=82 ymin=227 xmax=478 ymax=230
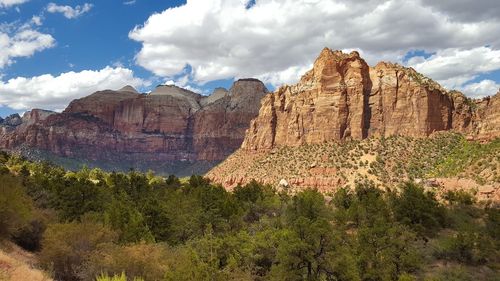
xmin=0 ymin=0 xmax=500 ymax=117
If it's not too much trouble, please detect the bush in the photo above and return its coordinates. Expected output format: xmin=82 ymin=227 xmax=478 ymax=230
xmin=39 ymin=219 xmax=117 ymax=281
xmin=84 ymin=243 xmax=167 ymax=281
xmin=0 ymin=174 xmax=32 ymax=239
xmin=434 ymin=229 xmax=494 ymax=265
xmin=443 ymin=190 xmax=476 ymax=205
xmin=12 ymin=219 xmax=46 ymax=251
xmin=96 ymin=272 xmax=144 ymax=281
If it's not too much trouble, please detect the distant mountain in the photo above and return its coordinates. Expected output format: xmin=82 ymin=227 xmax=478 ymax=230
xmin=208 ymin=48 xmax=499 ymax=198
xmin=0 ymin=80 xmax=268 ymax=175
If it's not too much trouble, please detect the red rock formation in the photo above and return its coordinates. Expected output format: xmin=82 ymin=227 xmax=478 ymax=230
xmin=242 ymin=48 xmax=499 ymax=151
xmin=208 ymin=48 xmax=499 ymax=192
xmin=473 ymin=92 xmax=500 ymax=141
xmin=65 ymin=86 xmax=140 ymax=126
xmin=193 ymin=79 xmax=268 ymax=160
xmin=0 ymin=81 xmax=268 ymax=175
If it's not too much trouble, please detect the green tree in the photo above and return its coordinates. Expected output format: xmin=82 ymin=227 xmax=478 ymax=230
xmin=269 ymin=190 xmax=359 ymax=280
xmin=390 ymin=182 xmax=446 ymax=237
xmin=104 ymin=198 xmax=154 ymax=244
xmin=53 ymin=176 xmax=106 ymax=221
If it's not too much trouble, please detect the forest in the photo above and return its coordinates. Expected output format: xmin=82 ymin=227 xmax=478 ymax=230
xmin=0 ymin=151 xmax=498 ymax=281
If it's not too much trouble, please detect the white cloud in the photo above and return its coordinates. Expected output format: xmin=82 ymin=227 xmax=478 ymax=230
xmin=0 ymin=0 xmax=28 ymax=8
xmin=0 ymin=67 xmax=147 ymax=111
xmin=31 ymin=15 xmax=42 ymax=26
xmin=46 ymin=2 xmax=93 ymax=19
xmin=421 ymin=0 xmax=500 ymax=22
xmin=123 ymin=0 xmax=136 ymax=5
xmin=407 ymin=47 xmax=500 ymax=90
xmin=461 ymin=80 xmax=500 ymax=98
xmin=0 ymin=26 xmax=55 ymax=68
xmin=129 ymin=0 xmax=500 ymax=90
xmin=165 ymin=74 xmax=205 ymax=94
xmin=406 ymin=46 xmax=500 ymax=97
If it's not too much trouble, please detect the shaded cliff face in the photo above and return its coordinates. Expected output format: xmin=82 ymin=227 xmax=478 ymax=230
xmin=193 ymin=79 xmax=268 ymax=160
xmin=0 ymin=80 xmax=268 ymax=175
xmin=242 ymin=48 xmax=498 ymax=151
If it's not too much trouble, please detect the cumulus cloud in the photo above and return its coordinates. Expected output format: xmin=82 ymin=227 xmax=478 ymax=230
xmin=46 ymin=2 xmax=93 ymax=19
xmin=129 ymin=0 xmax=500 ymax=91
xmin=0 ymin=67 xmax=147 ymax=111
xmin=0 ymin=26 xmax=55 ymax=68
xmin=0 ymin=0 xmax=28 ymax=8
xmin=407 ymin=47 xmax=500 ymax=96
xmin=461 ymin=80 xmax=500 ymax=98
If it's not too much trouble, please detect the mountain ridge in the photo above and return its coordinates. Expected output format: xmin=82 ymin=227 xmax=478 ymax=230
xmin=0 ymin=79 xmax=268 ymax=175
xmin=241 ymin=48 xmax=498 ymax=152
xmin=208 ymin=48 xmax=500 ymax=194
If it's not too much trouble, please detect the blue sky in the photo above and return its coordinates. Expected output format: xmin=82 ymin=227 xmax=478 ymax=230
xmin=3 ymin=0 xmax=168 ymax=78
xmin=1 ymin=0 xmax=500 ymax=117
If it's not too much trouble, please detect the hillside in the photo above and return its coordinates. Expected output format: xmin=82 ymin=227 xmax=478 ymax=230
xmin=209 ymin=132 xmax=499 ymax=200
xmin=208 ymin=49 xmax=500 ymax=198
xmin=0 ymin=243 xmax=51 ymax=281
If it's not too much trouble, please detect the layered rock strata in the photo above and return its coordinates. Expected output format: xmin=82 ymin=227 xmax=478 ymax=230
xmin=0 ymin=80 xmax=268 ymax=175
xmin=242 ymin=48 xmax=498 ymax=151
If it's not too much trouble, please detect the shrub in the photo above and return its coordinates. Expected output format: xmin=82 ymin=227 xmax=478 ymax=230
xmin=434 ymin=229 xmax=494 ymax=265
xmin=443 ymin=190 xmax=476 ymax=206
xmin=84 ymin=243 xmax=167 ymax=281
xmin=39 ymin=219 xmax=117 ymax=281
xmin=0 ymin=174 xmax=32 ymax=239
xmin=12 ymin=219 xmax=46 ymax=251
xmin=96 ymin=272 xmax=144 ymax=281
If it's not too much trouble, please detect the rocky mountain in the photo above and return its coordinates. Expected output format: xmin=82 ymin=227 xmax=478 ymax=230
xmin=208 ymin=48 xmax=500 ymax=198
xmin=0 ymin=79 xmax=268 ymax=175
xmin=241 ymin=48 xmax=498 ymax=151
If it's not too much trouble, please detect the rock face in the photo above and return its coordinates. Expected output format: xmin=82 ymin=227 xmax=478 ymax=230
xmin=242 ymin=48 xmax=499 ymax=151
xmin=1 ymin=114 xmax=22 ymax=128
xmin=0 ymin=81 xmax=268 ymax=175
xmin=473 ymin=92 xmax=500 ymax=141
xmin=208 ymin=48 xmax=499 ymax=195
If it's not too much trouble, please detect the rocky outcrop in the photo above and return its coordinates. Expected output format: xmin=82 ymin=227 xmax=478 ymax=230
xmin=208 ymin=48 xmax=499 ymax=194
xmin=242 ymin=48 xmax=499 ymax=151
xmin=65 ymin=86 xmax=140 ymax=126
xmin=1 ymin=113 xmax=25 ymax=135
xmin=473 ymin=92 xmax=500 ymax=141
xmin=0 ymin=81 xmax=268 ymax=175
xmin=1 ymin=114 xmax=22 ymax=128
xmin=193 ymin=79 xmax=268 ymax=160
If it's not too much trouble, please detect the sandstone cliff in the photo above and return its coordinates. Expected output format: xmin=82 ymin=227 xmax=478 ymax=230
xmin=208 ymin=48 xmax=499 ymax=195
xmin=0 ymin=80 xmax=268 ymax=175
xmin=242 ymin=48 xmax=498 ymax=151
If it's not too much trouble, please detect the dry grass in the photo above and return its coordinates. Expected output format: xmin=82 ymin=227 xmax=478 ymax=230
xmin=0 ymin=243 xmax=51 ymax=281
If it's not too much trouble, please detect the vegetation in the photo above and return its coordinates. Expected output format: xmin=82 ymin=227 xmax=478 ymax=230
xmin=210 ymin=133 xmax=500 ymax=191
xmin=0 ymin=152 xmax=498 ymax=281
